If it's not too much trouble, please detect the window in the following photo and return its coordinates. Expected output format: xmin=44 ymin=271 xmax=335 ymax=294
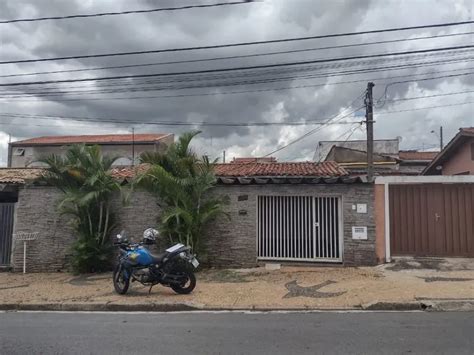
xmin=13 ymin=148 xmax=25 ymax=156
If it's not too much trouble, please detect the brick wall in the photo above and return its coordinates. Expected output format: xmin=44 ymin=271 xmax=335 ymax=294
xmin=11 ymin=183 xmax=375 ymax=271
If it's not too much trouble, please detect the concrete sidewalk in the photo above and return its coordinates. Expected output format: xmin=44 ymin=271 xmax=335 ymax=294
xmin=0 ymin=258 xmax=473 ymax=311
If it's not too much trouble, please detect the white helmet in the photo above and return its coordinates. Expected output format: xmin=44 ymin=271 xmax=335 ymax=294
xmin=143 ymin=228 xmax=159 ymax=244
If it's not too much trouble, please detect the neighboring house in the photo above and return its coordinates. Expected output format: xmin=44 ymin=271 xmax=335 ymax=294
xmin=313 ymin=139 xmax=400 ymax=162
xmin=318 ymin=140 xmax=437 ymax=176
xmin=398 ymin=150 xmax=439 ymax=174
xmin=1 ymin=161 xmax=377 ymax=271
xmin=423 ymin=127 xmax=474 ymax=175
xmin=7 ymin=133 xmax=174 ymax=168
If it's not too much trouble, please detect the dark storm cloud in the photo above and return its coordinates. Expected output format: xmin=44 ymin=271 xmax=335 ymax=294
xmin=0 ymin=0 xmax=473 ymax=165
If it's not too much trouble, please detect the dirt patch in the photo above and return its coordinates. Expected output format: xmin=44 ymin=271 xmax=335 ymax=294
xmin=387 ymin=258 xmax=446 ymax=271
xmin=198 ymin=269 xmax=252 ymax=283
xmin=283 ymin=280 xmax=346 ymax=299
xmin=419 ymin=276 xmax=474 ymax=283
xmin=68 ymin=274 xmax=111 ymax=286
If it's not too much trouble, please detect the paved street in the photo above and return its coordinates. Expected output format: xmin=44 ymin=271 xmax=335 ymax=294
xmin=0 ymin=311 xmax=473 ymax=354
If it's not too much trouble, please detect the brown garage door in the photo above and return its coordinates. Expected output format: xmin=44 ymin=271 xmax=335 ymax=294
xmin=389 ymin=184 xmax=474 ymax=257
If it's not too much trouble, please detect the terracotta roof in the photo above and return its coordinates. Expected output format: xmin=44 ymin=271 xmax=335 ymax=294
xmin=110 ymin=164 xmax=150 ymax=180
xmin=11 ymin=133 xmax=171 ymax=146
xmin=1 ymin=162 xmax=350 ymax=186
xmin=399 ymin=150 xmax=439 ymax=161
xmin=0 ymin=168 xmax=44 ymax=184
xmin=231 ymin=157 xmax=277 ymax=164
xmin=214 ymin=161 xmax=348 ymax=177
xmin=423 ymin=127 xmax=474 ymax=175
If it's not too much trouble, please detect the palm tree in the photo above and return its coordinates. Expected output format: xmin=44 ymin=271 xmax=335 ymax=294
xmin=40 ymin=144 xmax=122 ymax=273
xmin=137 ymin=131 xmax=228 ymax=255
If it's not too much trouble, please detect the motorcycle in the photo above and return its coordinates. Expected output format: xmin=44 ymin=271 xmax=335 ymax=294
xmin=113 ymin=228 xmax=199 ymax=295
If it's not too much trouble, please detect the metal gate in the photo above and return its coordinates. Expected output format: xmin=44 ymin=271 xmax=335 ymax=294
xmin=390 ymin=184 xmax=474 ymax=257
xmin=0 ymin=203 xmax=15 ymax=265
xmin=257 ymin=196 xmax=342 ymax=262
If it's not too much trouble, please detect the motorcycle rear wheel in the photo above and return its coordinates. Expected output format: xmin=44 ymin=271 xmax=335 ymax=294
xmin=170 ymin=268 xmax=196 ymax=294
xmin=113 ymin=265 xmax=130 ymax=295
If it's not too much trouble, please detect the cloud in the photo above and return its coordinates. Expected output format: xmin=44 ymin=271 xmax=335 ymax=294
xmin=0 ymin=0 xmax=473 ymax=166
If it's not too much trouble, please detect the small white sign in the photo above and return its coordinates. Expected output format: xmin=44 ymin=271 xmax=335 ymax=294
xmin=352 ymin=226 xmax=368 ymax=240
xmin=356 ymin=204 xmax=367 ymax=214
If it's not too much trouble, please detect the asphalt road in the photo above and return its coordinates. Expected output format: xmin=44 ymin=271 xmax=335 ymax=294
xmin=0 ymin=311 xmax=473 ymax=354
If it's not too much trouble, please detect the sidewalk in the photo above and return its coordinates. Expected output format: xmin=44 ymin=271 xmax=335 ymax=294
xmin=1 ymin=258 xmax=473 ymax=311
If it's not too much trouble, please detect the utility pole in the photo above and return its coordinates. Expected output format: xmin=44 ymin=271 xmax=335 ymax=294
xmin=223 ymin=150 xmax=226 ymax=163
xmin=7 ymin=133 xmax=11 ymax=167
xmin=439 ymin=126 xmax=444 ymax=150
xmin=365 ymin=82 xmax=375 ymax=183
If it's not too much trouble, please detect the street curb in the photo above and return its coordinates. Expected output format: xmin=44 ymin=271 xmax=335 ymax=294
xmin=361 ymin=302 xmax=425 ymax=311
xmin=0 ymin=303 xmax=200 ymax=312
xmin=1 ymin=301 xmax=473 ymax=313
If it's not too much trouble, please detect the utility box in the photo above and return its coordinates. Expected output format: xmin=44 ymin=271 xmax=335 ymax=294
xmin=352 ymin=226 xmax=368 ymax=240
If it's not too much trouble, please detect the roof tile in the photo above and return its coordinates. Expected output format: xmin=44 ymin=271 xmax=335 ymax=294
xmin=214 ymin=161 xmax=348 ymax=177
xmin=399 ymin=150 xmax=439 ymax=161
xmin=12 ymin=133 xmax=171 ymax=146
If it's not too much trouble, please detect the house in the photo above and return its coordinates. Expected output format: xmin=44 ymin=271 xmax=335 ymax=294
xmin=7 ymin=133 xmax=174 ymax=168
xmin=313 ymin=139 xmax=400 ymax=162
xmin=0 ymin=161 xmax=376 ymax=271
xmin=422 ymin=127 xmax=474 ymax=175
xmin=318 ymin=140 xmax=437 ymax=175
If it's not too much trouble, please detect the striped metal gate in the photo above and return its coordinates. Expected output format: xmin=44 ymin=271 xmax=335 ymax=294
xmin=257 ymin=196 xmax=342 ymax=262
xmin=0 ymin=203 xmax=15 ymax=265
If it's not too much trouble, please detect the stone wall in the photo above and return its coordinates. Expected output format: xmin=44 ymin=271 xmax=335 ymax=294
xmin=11 ymin=183 xmax=375 ymax=271
xmin=204 ymin=184 xmax=376 ymax=268
xmin=11 ymin=186 xmax=162 ymax=272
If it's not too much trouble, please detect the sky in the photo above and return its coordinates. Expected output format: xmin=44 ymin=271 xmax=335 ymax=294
xmin=0 ymin=0 xmax=473 ymax=166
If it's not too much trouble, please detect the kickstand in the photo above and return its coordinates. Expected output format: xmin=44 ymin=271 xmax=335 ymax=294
xmin=148 ymin=285 xmax=154 ymax=294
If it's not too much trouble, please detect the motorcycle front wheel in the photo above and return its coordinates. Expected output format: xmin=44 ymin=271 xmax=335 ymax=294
xmin=113 ymin=264 xmax=130 ymax=295
xmin=170 ymin=267 xmax=196 ymax=294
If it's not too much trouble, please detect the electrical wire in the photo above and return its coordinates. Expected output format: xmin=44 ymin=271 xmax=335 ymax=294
xmin=4 ymin=53 xmax=472 ymax=96
xmin=2 ymin=69 xmax=472 ymax=101
xmin=0 ymin=1 xmax=257 ymax=24
xmin=3 ymin=52 xmax=474 ymax=96
xmin=2 ymin=45 xmax=473 ymax=87
xmin=2 ymin=31 xmax=473 ymax=78
xmin=1 ymin=20 xmax=473 ymax=65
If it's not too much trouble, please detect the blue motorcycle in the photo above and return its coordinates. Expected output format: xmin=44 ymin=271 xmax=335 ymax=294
xmin=113 ymin=228 xmax=199 ymax=295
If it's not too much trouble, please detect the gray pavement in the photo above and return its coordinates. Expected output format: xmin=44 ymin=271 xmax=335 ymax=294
xmin=0 ymin=311 xmax=473 ymax=354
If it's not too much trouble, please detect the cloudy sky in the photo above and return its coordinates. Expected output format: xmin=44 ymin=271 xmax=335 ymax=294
xmin=0 ymin=0 xmax=473 ymax=166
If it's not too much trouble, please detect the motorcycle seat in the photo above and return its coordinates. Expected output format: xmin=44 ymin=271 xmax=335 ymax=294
xmin=150 ymin=252 xmax=167 ymax=264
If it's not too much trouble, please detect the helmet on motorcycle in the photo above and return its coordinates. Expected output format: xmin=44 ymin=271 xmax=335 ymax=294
xmin=143 ymin=228 xmax=159 ymax=244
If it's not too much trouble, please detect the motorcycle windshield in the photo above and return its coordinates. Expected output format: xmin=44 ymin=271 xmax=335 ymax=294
xmin=166 ymin=243 xmax=187 ymax=253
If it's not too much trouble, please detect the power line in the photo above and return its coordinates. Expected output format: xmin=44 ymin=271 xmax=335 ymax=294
xmin=263 ymin=91 xmax=367 ymax=157
xmin=2 ymin=88 xmax=471 ymax=126
xmin=2 ymin=31 xmax=473 ymax=78
xmin=2 ymin=45 xmax=473 ymax=87
xmin=4 ymin=54 xmax=472 ymax=96
xmin=264 ymin=98 xmax=474 ymax=157
xmin=0 ymin=112 xmax=362 ymax=127
xmin=2 ymin=67 xmax=473 ymax=102
xmin=0 ymin=1 xmax=257 ymax=24
xmin=1 ymin=20 xmax=473 ymax=65
xmin=377 ymin=100 xmax=474 ymax=115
